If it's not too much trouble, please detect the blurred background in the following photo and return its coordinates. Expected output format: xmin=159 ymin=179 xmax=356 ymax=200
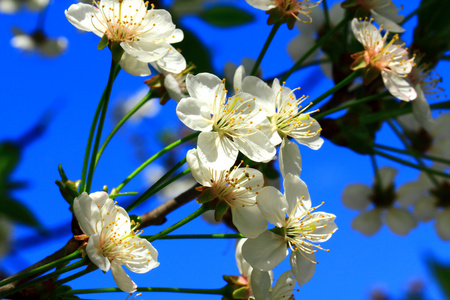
xmin=0 ymin=0 xmax=449 ymax=299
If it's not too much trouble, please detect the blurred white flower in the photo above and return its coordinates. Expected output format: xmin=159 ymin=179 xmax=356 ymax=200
xmin=351 ymin=18 xmax=416 ymax=101
xmin=243 ymin=174 xmax=337 ymax=286
xmin=0 ymin=0 xmax=48 ymax=13
xmin=343 ymin=167 xmax=417 ymax=236
xmin=176 ymin=72 xmax=276 ymax=169
xmin=397 ymin=171 xmax=450 ymax=241
xmin=245 ymin=0 xmax=322 ymax=29
xmin=115 ymin=88 xmax=160 ymax=124
xmin=65 ymin=0 xmax=186 ymax=76
xmin=187 ymin=148 xmax=267 ymax=238
xmin=73 ymin=192 xmax=159 ymax=293
xmin=11 ymin=28 xmax=67 ymax=57
xmin=343 ymin=0 xmax=405 ymax=32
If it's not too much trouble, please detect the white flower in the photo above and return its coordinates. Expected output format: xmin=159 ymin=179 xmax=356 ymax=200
xmin=343 ymin=167 xmax=417 ymax=236
xmin=11 ymin=28 xmax=67 ymax=57
xmin=73 ymin=192 xmax=159 ymax=293
xmin=250 ymin=271 xmax=297 ymax=300
xmin=245 ymin=0 xmax=322 ymax=28
xmin=187 ymin=149 xmax=267 ymax=238
xmin=354 ymin=0 xmax=405 ymax=33
xmin=351 ymin=18 xmax=416 ymax=101
xmin=65 ymin=0 xmax=186 ymax=76
xmin=242 ymin=174 xmax=337 ymax=286
xmin=288 ymin=2 xmax=345 ymax=72
xmin=397 ymin=171 xmax=450 ymax=241
xmin=240 ymin=75 xmax=323 ymax=177
xmin=0 ymin=0 xmax=48 ymax=13
xmin=176 ymin=72 xmax=276 ymax=169
xmin=114 ymin=88 xmax=160 ymax=124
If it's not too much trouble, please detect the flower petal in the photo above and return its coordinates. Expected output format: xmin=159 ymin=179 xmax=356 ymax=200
xmin=176 ymin=97 xmax=213 ymax=131
xmin=242 ymin=231 xmax=288 ymax=271
xmin=284 ymin=174 xmax=311 ymax=215
xmin=436 ymin=208 xmax=450 ymax=241
xmin=197 ymin=131 xmax=238 ymax=169
xmin=65 ymin=3 xmax=103 ymax=37
xmin=155 ymin=47 xmax=186 ymax=74
xmin=382 ymin=71 xmax=417 ymax=101
xmin=271 ymin=270 xmax=296 ymax=298
xmin=250 ymin=268 xmax=272 ymax=300
xmin=279 ymin=138 xmax=302 ymax=178
xmin=119 ymin=53 xmax=151 ymax=77
xmin=256 ymin=186 xmax=288 ymax=228
xmin=110 ymin=261 xmax=137 ymax=293
xmin=73 ymin=192 xmax=100 ymax=237
xmin=231 ymin=206 xmax=267 ymax=239
xmin=290 ymin=250 xmax=316 ymax=286
xmin=386 ymin=207 xmax=417 ymax=236
xmin=342 ymin=184 xmax=372 ymax=210
xmin=352 ymin=209 xmax=382 ymax=236
xmin=86 ymin=233 xmax=110 ymax=272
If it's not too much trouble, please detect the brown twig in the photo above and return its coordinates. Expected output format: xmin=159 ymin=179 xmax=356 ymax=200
xmin=139 ymin=184 xmax=200 ymax=229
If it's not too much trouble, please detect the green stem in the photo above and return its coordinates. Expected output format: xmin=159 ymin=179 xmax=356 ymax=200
xmin=401 ymin=0 xmax=433 ymax=25
xmin=315 ymin=91 xmax=391 ymax=119
xmin=388 ymin=119 xmax=439 ymax=185
xmin=116 ymin=131 xmax=199 ymax=192
xmin=142 ymin=233 xmax=244 ymax=240
xmin=0 ymin=251 xmax=81 ymax=288
xmin=270 ymin=58 xmax=330 ymax=81
xmin=374 ymin=143 xmax=450 ymax=166
xmin=311 ymin=71 xmax=360 ymax=107
xmin=147 ymin=205 xmax=210 ymax=243
xmin=370 ymin=154 xmax=383 ymax=194
xmin=95 ymin=90 xmax=153 ymax=167
xmin=322 ymin=0 xmax=331 ymax=30
xmin=125 ymin=159 xmax=190 ymax=212
xmin=281 ymin=16 xmax=349 ymax=82
xmin=374 ymin=149 xmax=450 ymax=179
xmin=56 ymin=265 xmax=96 ymax=286
xmin=80 ymin=62 xmax=120 ymax=193
xmin=250 ymin=22 xmax=281 ymax=76
xmin=66 ymin=287 xmax=226 ymax=295
xmin=85 ymin=60 xmax=119 ymax=194
xmin=0 ymin=258 xmax=87 ymax=298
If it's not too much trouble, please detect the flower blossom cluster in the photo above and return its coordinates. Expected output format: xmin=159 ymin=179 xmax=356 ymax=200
xmin=177 ymin=65 xmax=337 ymax=290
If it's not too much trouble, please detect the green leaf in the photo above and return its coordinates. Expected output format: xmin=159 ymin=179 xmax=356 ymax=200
xmin=176 ymin=26 xmax=213 ymax=73
xmin=427 ymin=257 xmax=450 ymax=298
xmin=0 ymin=142 xmax=20 ymax=177
xmin=97 ymin=34 xmax=109 ymax=50
xmin=0 ymin=197 xmax=44 ymax=232
xmin=199 ymin=6 xmax=254 ymax=27
xmin=214 ymin=200 xmax=229 ymax=222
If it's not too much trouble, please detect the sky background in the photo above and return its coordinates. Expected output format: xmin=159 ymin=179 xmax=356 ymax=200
xmin=1 ymin=0 xmax=449 ymax=299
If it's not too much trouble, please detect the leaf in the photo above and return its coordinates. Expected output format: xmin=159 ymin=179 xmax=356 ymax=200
xmin=427 ymin=257 xmax=450 ymax=298
xmin=176 ymin=26 xmax=213 ymax=73
xmin=97 ymin=34 xmax=109 ymax=50
xmin=199 ymin=6 xmax=254 ymax=27
xmin=0 ymin=142 xmax=20 ymax=177
xmin=0 ymin=196 xmax=45 ymax=232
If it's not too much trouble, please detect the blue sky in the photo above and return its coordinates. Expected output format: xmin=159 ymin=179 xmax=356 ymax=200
xmin=1 ymin=0 xmax=449 ymax=299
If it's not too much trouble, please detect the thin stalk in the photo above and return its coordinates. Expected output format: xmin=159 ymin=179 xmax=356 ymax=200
xmin=80 ymin=63 xmax=120 ymax=192
xmin=322 ymin=0 xmax=331 ymax=30
xmin=311 ymin=71 xmax=360 ymax=107
xmin=269 ymin=58 xmax=330 ymax=81
xmin=95 ymin=90 xmax=153 ymax=167
xmin=66 ymin=287 xmax=226 ymax=295
xmin=370 ymin=154 xmax=383 ymax=194
xmin=147 ymin=205 xmax=210 ymax=243
xmin=388 ymin=119 xmax=439 ymax=185
xmin=56 ymin=266 xmax=96 ymax=286
xmin=0 ymin=258 xmax=87 ymax=298
xmin=85 ymin=60 xmax=118 ymax=194
xmin=374 ymin=149 xmax=450 ymax=179
xmin=374 ymin=143 xmax=450 ymax=166
xmin=0 ymin=251 xmax=81 ymax=288
xmin=125 ymin=160 xmax=190 ymax=212
xmin=251 ymin=22 xmax=281 ymax=76
xmin=401 ymin=0 xmax=433 ymax=25
xmin=281 ymin=16 xmax=349 ymax=82
xmin=142 ymin=234 xmax=244 ymax=240
xmin=116 ymin=131 xmax=199 ymax=192
xmin=315 ymin=91 xmax=390 ymax=119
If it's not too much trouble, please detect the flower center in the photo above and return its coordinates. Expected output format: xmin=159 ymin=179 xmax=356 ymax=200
xmin=211 ymin=79 xmax=261 ymax=140
xmin=209 ymin=164 xmax=259 ymax=208
xmin=91 ymin=0 xmax=155 ymax=42
xmin=270 ymin=84 xmax=320 ymax=140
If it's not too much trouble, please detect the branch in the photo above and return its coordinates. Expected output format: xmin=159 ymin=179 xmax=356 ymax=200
xmin=139 ymin=184 xmax=200 ymax=229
